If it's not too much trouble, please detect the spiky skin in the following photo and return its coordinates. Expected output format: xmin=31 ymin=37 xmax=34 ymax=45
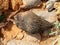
xmin=14 ymin=11 xmax=53 ymax=34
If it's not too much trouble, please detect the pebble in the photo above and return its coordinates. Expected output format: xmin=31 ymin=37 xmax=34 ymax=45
xmin=46 ymin=1 xmax=55 ymax=12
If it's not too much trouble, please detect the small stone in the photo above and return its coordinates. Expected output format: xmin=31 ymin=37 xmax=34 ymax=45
xmin=20 ymin=0 xmax=42 ymax=9
xmin=46 ymin=1 xmax=55 ymax=12
xmin=49 ymin=0 xmax=57 ymax=2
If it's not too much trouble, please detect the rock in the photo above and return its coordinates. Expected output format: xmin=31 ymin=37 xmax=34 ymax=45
xmin=46 ymin=1 xmax=55 ymax=12
xmin=14 ymin=11 xmax=53 ymax=34
xmin=7 ymin=39 xmax=40 ymax=45
xmin=49 ymin=0 xmax=57 ymax=2
xmin=32 ymin=9 xmax=56 ymax=23
xmin=20 ymin=0 xmax=42 ymax=9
